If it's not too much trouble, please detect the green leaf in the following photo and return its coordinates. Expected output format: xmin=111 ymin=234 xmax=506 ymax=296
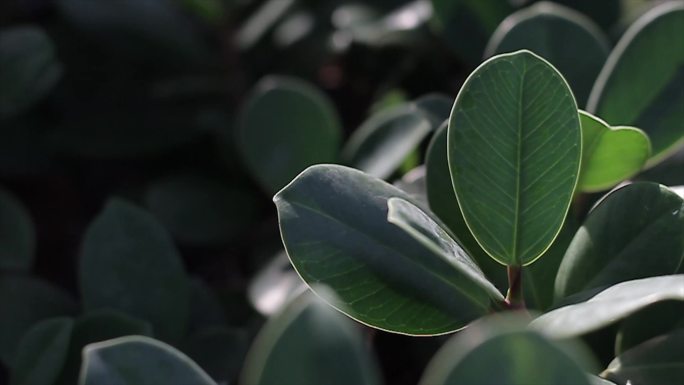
xmin=237 ymin=76 xmax=341 ymax=193
xmin=342 ymin=104 xmax=432 ymax=180
xmin=449 ymin=50 xmax=581 ymax=266
xmin=181 ymin=328 xmax=249 ymax=384
xmin=0 ymin=187 xmax=35 ymax=271
xmin=240 ymin=290 xmax=382 ymax=385
xmin=79 ymin=336 xmax=216 ymax=385
xmin=419 ymin=314 xmax=594 ymax=385
xmin=79 ymin=198 xmax=190 ymax=342
xmin=587 ymin=1 xmax=684 ymax=166
xmin=274 ymin=164 xmax=497 ymax=335
xmin=55 ymin=310 xmax=153 ymax=385
xmin=577 ymin=111 xmax=651 ymax=192
xmin=10 ymin=318 xmax=73 ymax=385
xmin=615 ymin=300 xmax=684 ymax=354
xmin=485 ymin=2 xmax=609 ymax=106
xmin=554 ymin=182 xmax=684 ymax=299
xmin=248 ymin=251 xmax=305 ymax=316
xmin=425 ymin=122 xmax=508 ymax=291
xmin=0 ymin=275 xmax=77 ymax=366
xmin=603 ymin=329 xmax=684 ymax=385
xmin=0 ymin=26 xmax=62 ymax=118
xmin=144 ymin=175 xmax=258 ymax=245
xmin=531 ymin=275 xmax=684 ymax=338
xmin=413 ymin=93 xmax=453 ymax=129
xmin=393 ymin=165 xmax=428 ymax=206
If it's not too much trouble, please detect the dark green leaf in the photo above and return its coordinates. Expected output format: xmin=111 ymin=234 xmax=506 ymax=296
xmin=181 ymin=327 xmax=249 ymax=383
xmin=413 ymin=93 xmax=453 ymax=129
xmin=240 ymin=290 xmax=382 ymax=385
xmin=449 ymin=50 xmax=581 ymax=266
xmin=392 ymin=165 xmax=428 ymax=207
xmin=615 ymin=300 xmax=684 ymax=354
xmin=238 ymin=76 xmax=341 ymax=193
xmin=555 ymin=182 xmax=684 ymax=298
xmin=0 ymin=187 xmax=35 ymax=271
xmin=531 ymin=275 xmax=684 ymax=338
xmin=79 ymin=198 xmax=190 ymax=342
xmin=485 ymin=2 xmax=609 ymax=106
xmin=274 ymin=164 xmax=497 ymax=335
xmin=10 ymin=318 xmax=73 ymax=385
xmin=587 ymin=2 xmax=684 ymax=166
xmin=577 ymin=111 xmax=651 ymax=192
xmin=80 ymin=336 xmax=216 ymax=385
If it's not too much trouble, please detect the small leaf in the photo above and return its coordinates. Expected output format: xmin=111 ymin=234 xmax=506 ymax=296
xmin=237 ymin=76 xmax=341 ymax=193
xmin=274 ymin=164 xmax=498 ymax=335
xmin=342 ymin=104 xmax=432 ymax=180
xmin=603 ymin=330 xmax=684 ymax=385
xmin=0 ymin=26 xmax=62 ymax=118
xmin=0 ymin=187 xmax=35 ymax=271
xmin=10 ymin=317 xmax=73 ymax=385
xmin=587 ymin=1 xmax=684 ymax=166
xmin=248 ymin=251 xmax=305 ymax=316
xmin=79 ymin=198 xmax=190 ymax=342
xmin=531 ymin=275 xmax=684 ymax=338
xmin=240 ymin=290 xmax=382 ymax=385
xmin=577 ymin=111 xmax=651 ymax=192
xmin=485 ymin=2 xmax=609 ymax=106
xmin=555 ymin=182 xmax=684 ymax=299
xmin=181 ymin=328 xmax=249 ymax=383
xmin=0 ymin=275 xmax=77 ymax=366
xmin=79 ymin=336 xmax=216 ymax=385
xmin=419 ymin=314 xmax=595 ymax=385
xmin=449 ymin=50 xmax=581 ymax=266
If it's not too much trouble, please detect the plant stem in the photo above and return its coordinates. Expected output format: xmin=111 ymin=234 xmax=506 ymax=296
xmin=505 ymin=265 xmax=525 ymax=309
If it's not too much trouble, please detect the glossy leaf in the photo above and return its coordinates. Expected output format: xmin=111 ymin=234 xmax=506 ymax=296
xmin=79 ymin=199 xmax=190 ymax=342
xmin=181 ymin=328 xmax=249 ymax=383
xmin=555 ymin=183 xmax=684 ymax=299
xmin=144 ymin=175 xmax=258 ymax=245
xmin=603 ymin=330 xmax=684 ymax=385
xmin=531 ymin=275 xmax=684 ymax=338
xmin=240 ymin=290 xmax=382 ymax=385
xmin=577 ymin=111 xmax=651 ymax=192
xmin=615 ymin=300 xmax=684 ymax=354
xmin=449 ymin=50 xmax=581 ymax=266
xmin=420 ymin=314 xmax=594 ymax=385
xmin=237 ymin=76 xmax=341 ymax=193
xmin=0 ymin=188 xmax=35 ymax=271
xmin=485 ymin=2 xmax=609 ymax=106
xmin=10 ymin=318 xmax=73 ymax=385
xmin=342 ymin=104 xmax=432 ymax=180
xmin=248 ymin=251 xmax=306 ymax=316
xmin=274 ymin=164 xmax=497 ymax=335
xmin=587 ymin=1 xmax=684 ymax=166
xmin=0 ymin=26 xmax=62 ymax=118
xmin=0 ymin=275 xmax=77 ymax=366
xmin=425 ymin=122 xmax=507 ymax=291
xmin=79 ymin=336 xmax=216 ymax=385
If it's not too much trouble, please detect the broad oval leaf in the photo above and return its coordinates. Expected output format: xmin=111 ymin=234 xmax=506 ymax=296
xmin=587 ymin=1 xmax=684 ymax=166
xmin=240 ymin=290 xmax=382 ymax=385
xmin=554 ymin=182 xmax=684 ymax=299
xmin=0 ymin=26 xmax=62 ymax=118
xmin=79 ymin=198 xmax=190 ymax=342
xmin=0 ymin=187 xmax=35 ymax=271
xmin=531 ymin=275 xmax=684 ymax=338
xmin=0 ymin=275 xmax=77 ymax=366
xmin=274 ymin=164 xmax=498 ymax=335
xmin=420 ymin=314 xmax=594 ymax=385
xmin=577 ymin=111 xmax=651 ymax=192
xmin=342 ymin=104 xmax=432 ymax=180
xmin=10 ymin=317 xmax=73 ymax=385
xmin=603 ymin=329 xmax=684 ymax=385
xmin=615 ymin=300 xmax=684 ymax=354
xmin=449 ymin=50 xmax=581 ymax=266
xmin=237 ymin=76 xmax=341 ymax=193
xmin=79 ymin=336 xmax=216 ymax=385
xmin=485 ymin=2 xmax=609 ymax=106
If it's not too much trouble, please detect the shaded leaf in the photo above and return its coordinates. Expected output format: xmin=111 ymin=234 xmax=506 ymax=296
xmin=0 ymin=187 xmax=35 ymax=271
xmin=10 ymin=318 xmax=73 ymax=385
xmin=615 ymin=300 xmax=684 ymax=354
xmin=181 ymin=327 xmax=249 ymax=384
xmin=187 ymin=277 xmax=228 ymax=333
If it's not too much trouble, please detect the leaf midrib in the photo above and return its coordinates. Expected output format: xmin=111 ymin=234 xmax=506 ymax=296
xmin=511 ymin=58 xmax=527 ymax=264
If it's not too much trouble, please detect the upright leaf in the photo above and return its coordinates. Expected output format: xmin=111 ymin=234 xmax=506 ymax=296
xmin=240 ymin=290 xmax=382 ymax=385
xmin=555 ymin=183 xmax=684 ymax=299
xmin=10 ymin=318 xmax=73 ymax=385
xmin=237 ymin=76 xmax=341 ymax=193
xmin=79 ymin=199 xmax=190 ymax=342
xmin=485 ymin=2 xmax=609 ymax=106
xmin=79 ymin=336 xmax=216 ymax=385
xmin=274 ymin=164 xmax=499 ymax=335
xmin=0 ymin=188 xmax=35 ymax=271
xmin=587 ymin=1 xmax=684 ymax=166
xmin=449 ymin=50 xmax=581 ymax=266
